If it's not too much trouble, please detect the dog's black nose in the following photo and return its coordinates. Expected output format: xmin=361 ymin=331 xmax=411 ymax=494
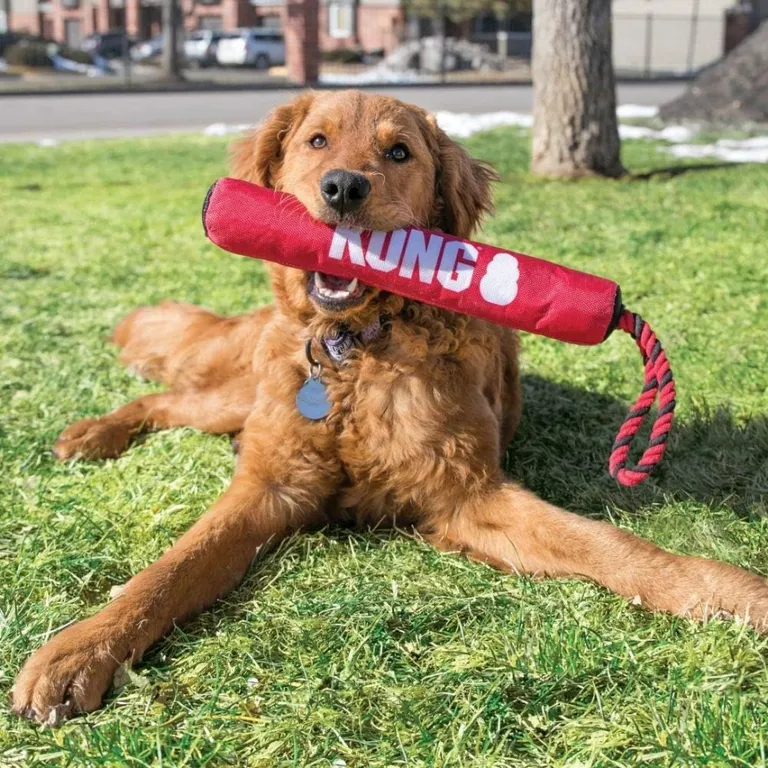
xmin=320 ymin=170 xmax=371 ymax=212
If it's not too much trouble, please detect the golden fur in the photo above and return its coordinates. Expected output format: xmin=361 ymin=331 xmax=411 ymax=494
xmin=13 ymin=90 xmax=768 ymax=725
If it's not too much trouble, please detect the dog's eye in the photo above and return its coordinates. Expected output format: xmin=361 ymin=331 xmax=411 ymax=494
xmin=310 ymin=134 xmax=327 ymax=149
xmin=387 ymin=144 xmax=410 ymax=163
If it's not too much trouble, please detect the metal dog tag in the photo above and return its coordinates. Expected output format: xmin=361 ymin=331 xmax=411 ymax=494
xmin=297 ymin=339 xmax=331 ymax=420
xmin=296 ymin=375 xmax=331 ymax=421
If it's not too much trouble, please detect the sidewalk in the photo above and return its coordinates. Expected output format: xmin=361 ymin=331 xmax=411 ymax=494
xmin=0 ymin=60 xmax=689 ymax=97
xmin=0 ymin=65 xmax=288 ymax=95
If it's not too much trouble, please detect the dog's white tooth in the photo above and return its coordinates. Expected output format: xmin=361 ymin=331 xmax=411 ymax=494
xmin=313 ymin=272 xmax=359 ymax=301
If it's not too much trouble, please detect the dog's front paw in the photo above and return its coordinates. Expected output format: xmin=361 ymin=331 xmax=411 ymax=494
xmin=53 ymin=418 xmax=132 ymax=460
xmin=12 ymin=621 xmax=122 ymax=725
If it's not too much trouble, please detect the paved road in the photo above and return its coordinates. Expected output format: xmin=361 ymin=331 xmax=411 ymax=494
xmin=0 ymin=83 xmax=686 ymax=143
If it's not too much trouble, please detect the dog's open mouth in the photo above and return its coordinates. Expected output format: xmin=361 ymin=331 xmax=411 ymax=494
xmin=308 ymin=271 xmax=367 ymax=310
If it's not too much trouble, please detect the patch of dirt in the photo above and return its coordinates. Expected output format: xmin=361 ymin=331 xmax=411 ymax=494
xmin=660 ymin=22 xmax=768 ymax=124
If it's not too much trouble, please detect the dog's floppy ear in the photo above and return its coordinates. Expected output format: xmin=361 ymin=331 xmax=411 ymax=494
xmin=426 ymin=115 xmax=499 ymax=239
xmin=229 ymin=91 xmax=316 ymax=188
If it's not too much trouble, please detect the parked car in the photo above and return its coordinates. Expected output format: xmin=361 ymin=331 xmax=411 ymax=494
xmin=0 ymin=32 xmax=22 ymax=58
xmin=81 ymin=30 xmax=134 ymax=59
xmin=215 ymin=28 xmax=285 ymax=69
xmin=131 ymin=34 xmax=163 ymax=62
xmin=184 ymin=29 xmax=223 ymax=68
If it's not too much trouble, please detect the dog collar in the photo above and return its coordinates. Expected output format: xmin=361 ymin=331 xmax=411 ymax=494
xmin=296 ymin=316 xmax=384 ymax=421
xmin=322 ymin=315 xmax=383 ymax=363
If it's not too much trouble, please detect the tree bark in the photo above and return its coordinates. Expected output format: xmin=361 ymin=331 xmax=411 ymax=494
xmin=161 ymin=0 xmax=184 ymax=83
xmin=531 ymin=0 xmax=625 ymax=178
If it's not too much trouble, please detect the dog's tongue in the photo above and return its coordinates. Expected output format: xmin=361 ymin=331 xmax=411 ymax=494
xmin=320 ymin=272 xmax=354 ymax=290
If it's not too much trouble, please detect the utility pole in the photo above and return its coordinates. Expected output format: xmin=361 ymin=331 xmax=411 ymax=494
xmin=161 ymin=0 xmax=184 ymax=82
xmin=1 ymin=0 xmax=11 ymax=34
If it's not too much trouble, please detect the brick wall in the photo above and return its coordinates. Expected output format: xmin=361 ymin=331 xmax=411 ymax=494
xmin=284 ymin=0 xmax=319 ymax=83
xmin=251 ymin=2 xmax=403 ymax=54
xmin=9 ymin=11 xmax=42 ymax=34
xmin=320 ymin=4 xmax=402 ymax=53
xmin=16 ymin=0 xmax=402 ymax=56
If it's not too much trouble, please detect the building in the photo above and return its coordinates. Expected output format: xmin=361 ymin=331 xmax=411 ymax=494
xmin=6 ymin=0 xmax=767 ymax=72
xmin=7 ymin=0 xmax=404 ymax=53
xmin=7 ymin=0 xmax=52 ymax=38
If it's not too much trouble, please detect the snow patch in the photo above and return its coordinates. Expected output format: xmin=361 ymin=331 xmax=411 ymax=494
xmin=657 ymin=125 xmax=697 ymax=143
xmin=50 ymin=54 xmax=107 ymax=78
xmin=616 ymin=104 xmax=659 ymax=119
xmin=434 ymin=111 xmax=532 ymax=138
xmin=619 ymin=124 xmax=696 ymax=142
xmin=319 ymin=66 xmax=436 ymax=85
xmin=199 ymin=107 xmax=768 ymax=164
xmin=720 ymin=136 xmax=768 ymax=150
xmin=203 ymin=122 xmax=253 ymax=137
xmin=666 ymin=137 xmax=768 ymax=164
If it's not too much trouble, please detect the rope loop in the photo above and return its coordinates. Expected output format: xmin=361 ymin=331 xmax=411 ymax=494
xmin=609 ymin=309 xmax=676 ymax=486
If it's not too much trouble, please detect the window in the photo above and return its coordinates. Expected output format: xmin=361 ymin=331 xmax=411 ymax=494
xmin=328 ymin=1 xmax=354 ymax=39
xmin=472 ymin=11 xmax=531 ymax=36
xmin=63 ymin=19 xmax=82 ymax=47
xmin=473 ymin=12 xmax=497 ymax=37
xmin=199 ymin=16 xmax=223 ymax=30
xmin=260 ymin=14 xmax=282 ymax=29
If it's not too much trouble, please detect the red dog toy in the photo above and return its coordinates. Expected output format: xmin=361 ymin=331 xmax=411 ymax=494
xmin=203 ymin=178 xmax=676 ymax=487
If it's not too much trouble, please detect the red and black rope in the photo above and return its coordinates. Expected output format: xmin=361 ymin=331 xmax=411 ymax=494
xmin=609 ymin=309 xmax=676 ymax=487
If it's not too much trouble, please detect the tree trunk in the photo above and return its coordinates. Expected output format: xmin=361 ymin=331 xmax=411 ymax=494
xmin=161 ymin=0 xmax=183 ymax=83
xmin=531 ymin=0 xmax=625 ymax=178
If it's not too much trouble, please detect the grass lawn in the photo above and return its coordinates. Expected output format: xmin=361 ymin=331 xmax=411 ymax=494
xmin=1 ymin=126 xmax=768 ymax=767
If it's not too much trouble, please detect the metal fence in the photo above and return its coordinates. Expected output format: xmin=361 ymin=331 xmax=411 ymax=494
xmin=1 ymin=11 xmax=730 ymax=94
xmin=316 ymin=12 xmax=725 ymax=86
xmin=613 ymin=14 xmax=724 ymax=77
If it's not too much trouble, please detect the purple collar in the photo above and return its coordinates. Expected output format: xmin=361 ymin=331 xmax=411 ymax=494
xmin=322 ymin=315 xmax=383 ymax=363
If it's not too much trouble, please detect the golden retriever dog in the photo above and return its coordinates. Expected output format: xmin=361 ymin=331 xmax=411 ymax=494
xmin=12 ymin=90 xmax=768 ymax=725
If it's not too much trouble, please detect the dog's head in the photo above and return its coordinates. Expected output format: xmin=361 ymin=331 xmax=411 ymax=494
xmin=230 ymin=90 xmax=497 ymax=328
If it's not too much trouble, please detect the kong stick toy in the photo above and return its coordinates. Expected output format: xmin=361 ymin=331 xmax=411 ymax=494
xmin=203 ymin=178 xmax=676 ymax=487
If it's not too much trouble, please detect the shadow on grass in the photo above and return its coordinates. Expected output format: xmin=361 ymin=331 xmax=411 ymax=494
xmin=628 ymin=162 xmax=746 ymax=182
xmin=112 ymin=373 xmax=768 ymax=702
xmin=506 ymin=374 xmax=768 ymax=518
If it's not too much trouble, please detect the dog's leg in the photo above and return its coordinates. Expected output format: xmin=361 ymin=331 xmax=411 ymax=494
xmin=53 ymin=375 xmax=257 ymax=460
xmin=111 ymin=302 xmax=270 ymax=388
xmin=423 ymin=481 xmax=768 ymax=630
xmin=13 ymin=414 xmax=339 ymax=724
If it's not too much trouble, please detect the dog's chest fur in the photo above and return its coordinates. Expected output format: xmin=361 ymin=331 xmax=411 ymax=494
xmin=255 ymin=310 xmax=515 ymax=525
xmin=322 ymin=317 xmax=509 ymax=524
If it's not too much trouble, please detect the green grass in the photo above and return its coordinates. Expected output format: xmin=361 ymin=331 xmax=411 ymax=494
xmin=1 ymin=128 xmax=768 ymax=767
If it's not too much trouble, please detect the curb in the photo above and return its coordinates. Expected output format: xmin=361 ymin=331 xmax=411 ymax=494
xmin=0 ymin=75 xmax=694 ymax=98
